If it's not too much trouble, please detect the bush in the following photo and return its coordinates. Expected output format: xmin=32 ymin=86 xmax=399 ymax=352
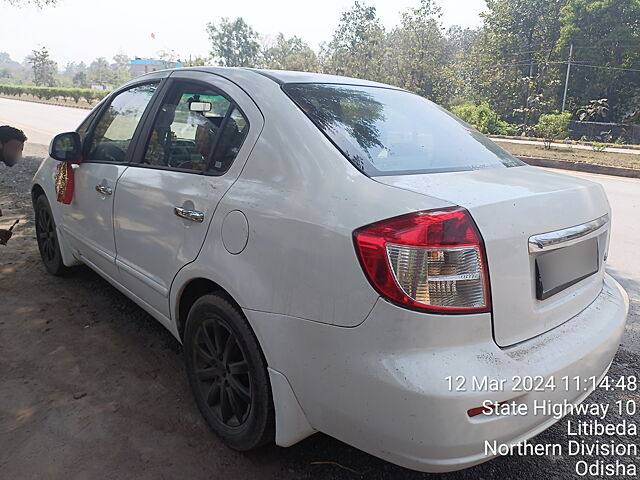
xmin=536 ymin=112 xmax=571 ymax=149
xmin=495 ymin=120 xmax=518 ymax=136
xmin=450 ymin=102 xmax=507 ymax=135
xmin=0 ymin=84 xmax=110 ymax=105
xmin=68 ymin=88 xmax=83 ymax=103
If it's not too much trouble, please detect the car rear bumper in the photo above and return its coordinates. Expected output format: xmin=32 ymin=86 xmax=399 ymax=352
xmin=248 ymin=273 xmax=628 ymax=473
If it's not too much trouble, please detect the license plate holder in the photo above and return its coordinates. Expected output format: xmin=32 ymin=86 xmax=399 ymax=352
xmin=535 ymin=237 xmax=599 ymax=300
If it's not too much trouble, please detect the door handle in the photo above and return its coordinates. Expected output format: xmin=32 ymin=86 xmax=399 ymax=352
xmin=174 ymin=206 xmax=204 ymax=223
xmin=95 ymin=184 xmax=113 ymax=196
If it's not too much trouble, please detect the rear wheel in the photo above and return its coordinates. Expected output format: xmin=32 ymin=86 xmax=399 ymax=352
xmin=184 ymin=294 xmax=274 ymax=450
xmin=34 ymin=194 xmax=70 ymax=276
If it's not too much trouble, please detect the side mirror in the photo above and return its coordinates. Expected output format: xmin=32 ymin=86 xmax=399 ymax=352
xmin=50 ymin=131 xmax=82 ymax=163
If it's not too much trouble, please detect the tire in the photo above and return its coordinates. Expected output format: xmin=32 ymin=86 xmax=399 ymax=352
xmin=184 ymin=294 xmax=275 ymax=451
xmin=34 ymin=194 xmax=70 ymax=276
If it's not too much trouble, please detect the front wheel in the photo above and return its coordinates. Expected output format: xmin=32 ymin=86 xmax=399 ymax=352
xmin=34 ymin=194 xmax=70 ymax=276
xmin=184 ymin=294 xmax=275 ymax=451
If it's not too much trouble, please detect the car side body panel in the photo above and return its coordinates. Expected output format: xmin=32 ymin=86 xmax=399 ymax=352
xmin=171 ymin=71 xmax=451 ymax=327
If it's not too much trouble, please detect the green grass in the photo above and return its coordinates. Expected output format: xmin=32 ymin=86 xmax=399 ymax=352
xmin=496 ymin=141 xmax=640 ymax=170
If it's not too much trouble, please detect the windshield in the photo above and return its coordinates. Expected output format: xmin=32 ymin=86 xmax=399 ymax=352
xmin=283 ymin=83 xmax=524 ymax=176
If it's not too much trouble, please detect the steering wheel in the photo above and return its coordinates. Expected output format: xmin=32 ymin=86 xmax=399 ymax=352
xmin=96 ymin=143 xmax=126 ymax=162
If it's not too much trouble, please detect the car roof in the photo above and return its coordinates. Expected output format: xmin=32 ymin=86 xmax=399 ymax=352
xmin=134 ymin=66 xmax=401 ymax=90
xmin=248 ymin=68 xmax=399 ymax=89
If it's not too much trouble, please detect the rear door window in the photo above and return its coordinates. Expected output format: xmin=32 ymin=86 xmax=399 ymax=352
xmin=283 ymin=83 xmax=523 ymax=176
xmin=140 ymin=82 xmax=248 ymax=174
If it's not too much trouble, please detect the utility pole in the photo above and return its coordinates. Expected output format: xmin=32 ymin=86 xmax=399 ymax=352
xmin=561 ymin=43 xmax=573 ymax=112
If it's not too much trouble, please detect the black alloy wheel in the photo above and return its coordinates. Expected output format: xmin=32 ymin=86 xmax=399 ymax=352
xmin=193 ymin=315 xmax=252 ymax=427
xmin=34 ymin=195 xmax=69 ymax=276
xmin=184 ymin=294 xmax=274 ymax=450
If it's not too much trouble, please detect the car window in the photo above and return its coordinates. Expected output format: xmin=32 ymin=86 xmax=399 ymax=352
xmin=142 ymin=83 xmax=236 ymax=172
xmin=283 ymin=83 xmax=524 ymax=176
xmin=208 ymin=107 xmax=249 ymax=174
xmin=76 ymin=108 xmax=99 ymax=144
xmin=88 ymin=83 xmax=158 ymax=163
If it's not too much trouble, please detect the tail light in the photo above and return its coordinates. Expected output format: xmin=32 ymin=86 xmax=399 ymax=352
xmin=353 ymin=207 xmax=490 ymax=314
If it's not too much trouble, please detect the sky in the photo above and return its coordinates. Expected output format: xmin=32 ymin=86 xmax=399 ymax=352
xmin=0 ymin=0 xmax=486 ymax=66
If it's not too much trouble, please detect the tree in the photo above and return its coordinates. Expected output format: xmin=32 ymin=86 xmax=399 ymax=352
xmin=0 ymin=52 xmax=20 ymax=68
xmin=0 ymin=52 xmax=26 ymax=81
xmin=0 ymin=53 xmax=30 ymax=84
xmin=63 ymin=62 xmax=78 ymax=78
xmin=183 ymin=56 xmax=209 ymax=67
xmin=27 ymin=47 xmax=57 ymax=86
xmin=73 ymin=71 xmax=88 ymax=87
xmin=322 ymin=1 xmax=386 ymax=81
xmin=111 ymin=53 xmax=132 ymax=85
xmin=442 ymin=26 xmax=483 ymax=106
xmin=65 ymin=61 xmax=88 ymax=87
xmin=475 ymin=0 xmax=568 ymax=131
xmin=88 ymin=57 xmax=113 ymax=85
xmin=156 ymin=49 xmax=179 ymax=64
xmin=112 ymin=53 xmax=130 ymax=69
xmin=385 ymin=0 xmax=449 ymax=102
xmin=262 ymin=34 xmax=318 ymax=72
xmin=559 ymin=0 xmax=640 ymax=122
xmin=206 ymin=17 xmax=260 ymax=67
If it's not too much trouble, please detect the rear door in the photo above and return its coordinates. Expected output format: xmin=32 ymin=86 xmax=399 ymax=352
xmin=112 ymin=71 xmax=263 ymax=321
xmin=61 ymin=80 xmax=162 ymax=280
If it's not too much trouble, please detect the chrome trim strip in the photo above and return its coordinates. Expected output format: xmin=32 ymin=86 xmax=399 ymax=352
xmin=528 ymin=214 xmax=609 ymax=253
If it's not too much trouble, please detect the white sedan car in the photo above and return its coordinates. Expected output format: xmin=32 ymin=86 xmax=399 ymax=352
xmin=32 ymin=67 xmax=628 ymax=472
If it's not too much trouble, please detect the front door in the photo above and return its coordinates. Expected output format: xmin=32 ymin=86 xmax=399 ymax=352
xmin=112 ymin=72 xmax=262 ymax=321
xmin=61 ymin=82 xmax=160 ymax=281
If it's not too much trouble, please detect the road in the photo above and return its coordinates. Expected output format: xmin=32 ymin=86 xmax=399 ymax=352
xmin=1 ymin=99 xmax=639 ymax=479
xmin=0 ymin=97 xmax=87 ymax=145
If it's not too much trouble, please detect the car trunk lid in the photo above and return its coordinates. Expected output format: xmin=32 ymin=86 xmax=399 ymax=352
xmin=374 ymin=165 xmax=610 ymax=347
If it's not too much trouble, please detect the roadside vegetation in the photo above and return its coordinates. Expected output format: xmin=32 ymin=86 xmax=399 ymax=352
xmin=497 ymin=141 xmax=640 ymax=170
xmin=0 ymin=84 xmax=108 ymax=106
xmin=536 ymin=112 xmax=572 ymax=149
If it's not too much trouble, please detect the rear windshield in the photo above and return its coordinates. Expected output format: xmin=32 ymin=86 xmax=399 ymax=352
xmin=283 ymin=83 xmax=524 ymax=176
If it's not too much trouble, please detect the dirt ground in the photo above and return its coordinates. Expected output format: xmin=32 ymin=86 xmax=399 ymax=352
xmin=1 ymin=144 xmax=638 ymax=480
